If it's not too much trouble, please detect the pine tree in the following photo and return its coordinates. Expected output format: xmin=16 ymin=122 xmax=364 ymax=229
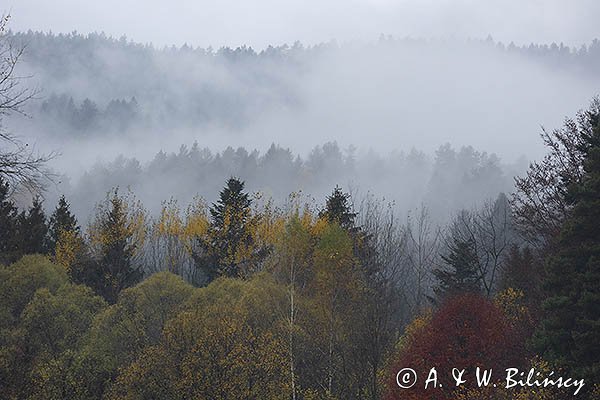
xmin=533 ymin=109 xmax=600 ymax=387
xmin=431 ymin=237 xmax=481 ymax=304
xmin=48 ymin=195 xmax=80 ymax=254
xmin=0 ymin=177 xmax=18 ymax=264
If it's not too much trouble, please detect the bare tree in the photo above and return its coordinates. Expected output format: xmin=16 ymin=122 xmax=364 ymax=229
xmin=355 ymin=195 xmax=407 ymax=400
xmin=511 ymin=97 xmax=600 ymax=246
xmin=404 ymin=204 xmax=441 ymax=312
xmin=0 ymin=14 xmax=53 ymax=192
xmin=446 ymin=193 xmax=514 ymax=296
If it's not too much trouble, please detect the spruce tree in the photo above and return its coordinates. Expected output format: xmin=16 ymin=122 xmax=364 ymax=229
xmin=320 ymin=186 xmax=379 ymax=277
xmin=0 ymin=177 xmax=18 ymax=264
xmin=533 ymin=110 xmax=600 ymax=387
xmin=431 ymin=237 xmax=481 ymax=304
xmin=48 ymin=195 xmax=79 ymax=254
xmin=320 ymin=186 xmax=357 ymax=230
xmin=195 ymin=177 xmax=265 ymax=281
xmin=16 ymin=197 xmax=49 ymax=255
xmin=86 ymin=190 xmax=144 ymax=302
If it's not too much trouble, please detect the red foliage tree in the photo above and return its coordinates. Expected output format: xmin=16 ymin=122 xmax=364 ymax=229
xmin=385 ymin=293 xmax=526 ymax=400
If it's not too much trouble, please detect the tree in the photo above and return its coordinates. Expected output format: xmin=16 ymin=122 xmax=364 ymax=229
xmin=430 ymin=236 xmax=481 ymax=303
xmin=270 ymin=212 xmax=314 ymax=400
xmin=14 ymin=284 xmax=106 ymax=400
xmin=311 ymin=221 xmax=361 ymax=398
xmin=73 ymin=272 xmax=194 ymax=400
xmin=0 ymin=14 xmax=52 ymax=191
xmin=404 ymin=204 xmax=441 ymax=313
xmin=16 ymin=196 xmax=49 ymax=255
xmin=446 ymin=194 xmax=515 ymax=297
xmin=0 ymin=255 xmax=71 ymax=398
xmin=105 ymin=274 xmax=290 ymax=400
xmin=499 ymin=245 xmax=544 ymax=312
xmin=532 ymin=104 xmax=600 ymax=390
xmin=512 ymin=98 xmax=600 ymax=245
xmin=385 ymin=294 xmax=525 ymax=400
xmin=87 ymin=189 xmax=147 ymax=302
xmin=194 ymin=177 xmax=266 ymax=281
xmin=353 ymin=195 xmax=408 ymax=400
xmin=319 ymin=185 xmax=357 ymax=231
xmin=0 ymin=176 xmax=17 ymax=264
xmin=48 ymin=195 xmax=80 ymax=254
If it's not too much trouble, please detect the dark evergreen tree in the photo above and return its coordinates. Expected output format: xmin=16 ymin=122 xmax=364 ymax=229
xmin=47 ymin=195 xmax=79 ymax=254
xmin=89 ymin=191 xmax=143 ymax=303
xmin=533 ymin=109 xmax=600 ymax=389
xmin=16 ymin=197 xmax=49 ymax=255
xmin=194 ymin=177 xmax=266 ymax=282
xmin=319 ymin=186 xmax=380 ymax=277
xmin=430 ymin=237 xmax=481 ymax=304
xmin=500 ymin=246 xmax=538 ymax=294
xmin=0 ymin=177 xmax=18 ymax=264
xmin=320 ymin=186 xmax=357 ymax=230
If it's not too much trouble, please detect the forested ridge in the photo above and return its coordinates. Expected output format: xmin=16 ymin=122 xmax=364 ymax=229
xmin=1 ymin=99 xmax=600 ymax=398
xmin=1 ymin=13 xmax=600 ymax=400
xmin=8 ymin=30 xmax=600 ymax=141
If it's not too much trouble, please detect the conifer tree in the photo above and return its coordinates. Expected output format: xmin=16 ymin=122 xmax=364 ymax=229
xmin=320 ymin=186 xmax=357 ymax=231
xmin=48 ymin=195 xmax=80 ymax=254
xmin=87 ymin=190 xmax=146 ymax=302
xmin=194 ymin=177 xmax=266 ymax=281
xmin=431 ymin=237 xmax=481 ymax=304
xmin=0 ymin=177 xmax=18 ymax=264
xmin=16 ymin=197 xmax=49 ymax=255
xmin=533 ymin=109 xmax=600 ymax=387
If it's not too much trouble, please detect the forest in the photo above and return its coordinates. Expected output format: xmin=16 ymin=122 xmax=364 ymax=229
xmin=1 ymin=11 xmax=600 ymax=400
xmin=2 ymin=98 xmax=600 ymax=399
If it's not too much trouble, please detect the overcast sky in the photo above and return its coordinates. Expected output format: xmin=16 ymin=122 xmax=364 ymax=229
xmin=6 ymin=0 xmax=599 ymax=49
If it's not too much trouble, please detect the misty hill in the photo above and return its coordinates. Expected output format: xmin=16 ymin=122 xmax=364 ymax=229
xmin=10 ymin=31 xmax=600 ymax=136
xmin=4 ymin=31 xmax=598 ymax=223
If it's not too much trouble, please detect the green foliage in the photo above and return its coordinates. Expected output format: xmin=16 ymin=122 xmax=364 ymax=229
xmin=18 ymin=197 xmax=50 ymax=255
xmin=107 ymin=273 xmax=290 ymax=400
xmin=48 ymin=195 xmax=80 ymax=254
xmin=194 ymin=177 xmax=268 ymax=281
xmin=0 ymin=177 xmax=18 ymax=264
xmin=320 ymin=185 xmax=357 ymax=231
xmin=75 ymin=272 xmax=194 ymax=399
xmin=0 ymin=255 xmax=68 ymax=326
xmin=431 ymin=236 xmax=481 ymax=303
xmin=86 ymin=189 xmax=147 ymax=302
xmin=0 ymin=255 xmax=104 ymax=400
xmin=533 ymin=108 xmax=600 ymax=389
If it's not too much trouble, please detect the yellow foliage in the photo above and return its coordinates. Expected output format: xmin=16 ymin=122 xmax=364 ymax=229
xmin=107 ymin=274 xmax=291 ymax=400
xmin=311 ymin=216 xmax=330 ymax=237
xmin=453 ymin=357 xmax=569 ymax=400
xmin=54 ymin=229 xmax=83 ymax=273
xmin=495 ymin=287 xmax=531 ymax=328
xmin=156 ymin=198 xmax=183 ymax=237
xmin=88 ymin=190 xmax=148 ymax=259
xmin=182 ymin=197 xmax=210 ymax=252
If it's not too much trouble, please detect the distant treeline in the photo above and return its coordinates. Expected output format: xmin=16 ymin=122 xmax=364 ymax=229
xmin=55 ymin=141 xmax=518 ymax=225
xmin=10 ymin=30 xmax=600 ymax=133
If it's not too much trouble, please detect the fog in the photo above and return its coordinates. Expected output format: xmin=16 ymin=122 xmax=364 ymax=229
xmin=3 ymin=7 xmax=600 ymax=224
xmin=8 ymin=0 xmax=600 ymax=48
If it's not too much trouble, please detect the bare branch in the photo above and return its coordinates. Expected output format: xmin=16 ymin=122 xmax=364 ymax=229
xmin=0 ymin=14 xmax=53 ymax=193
